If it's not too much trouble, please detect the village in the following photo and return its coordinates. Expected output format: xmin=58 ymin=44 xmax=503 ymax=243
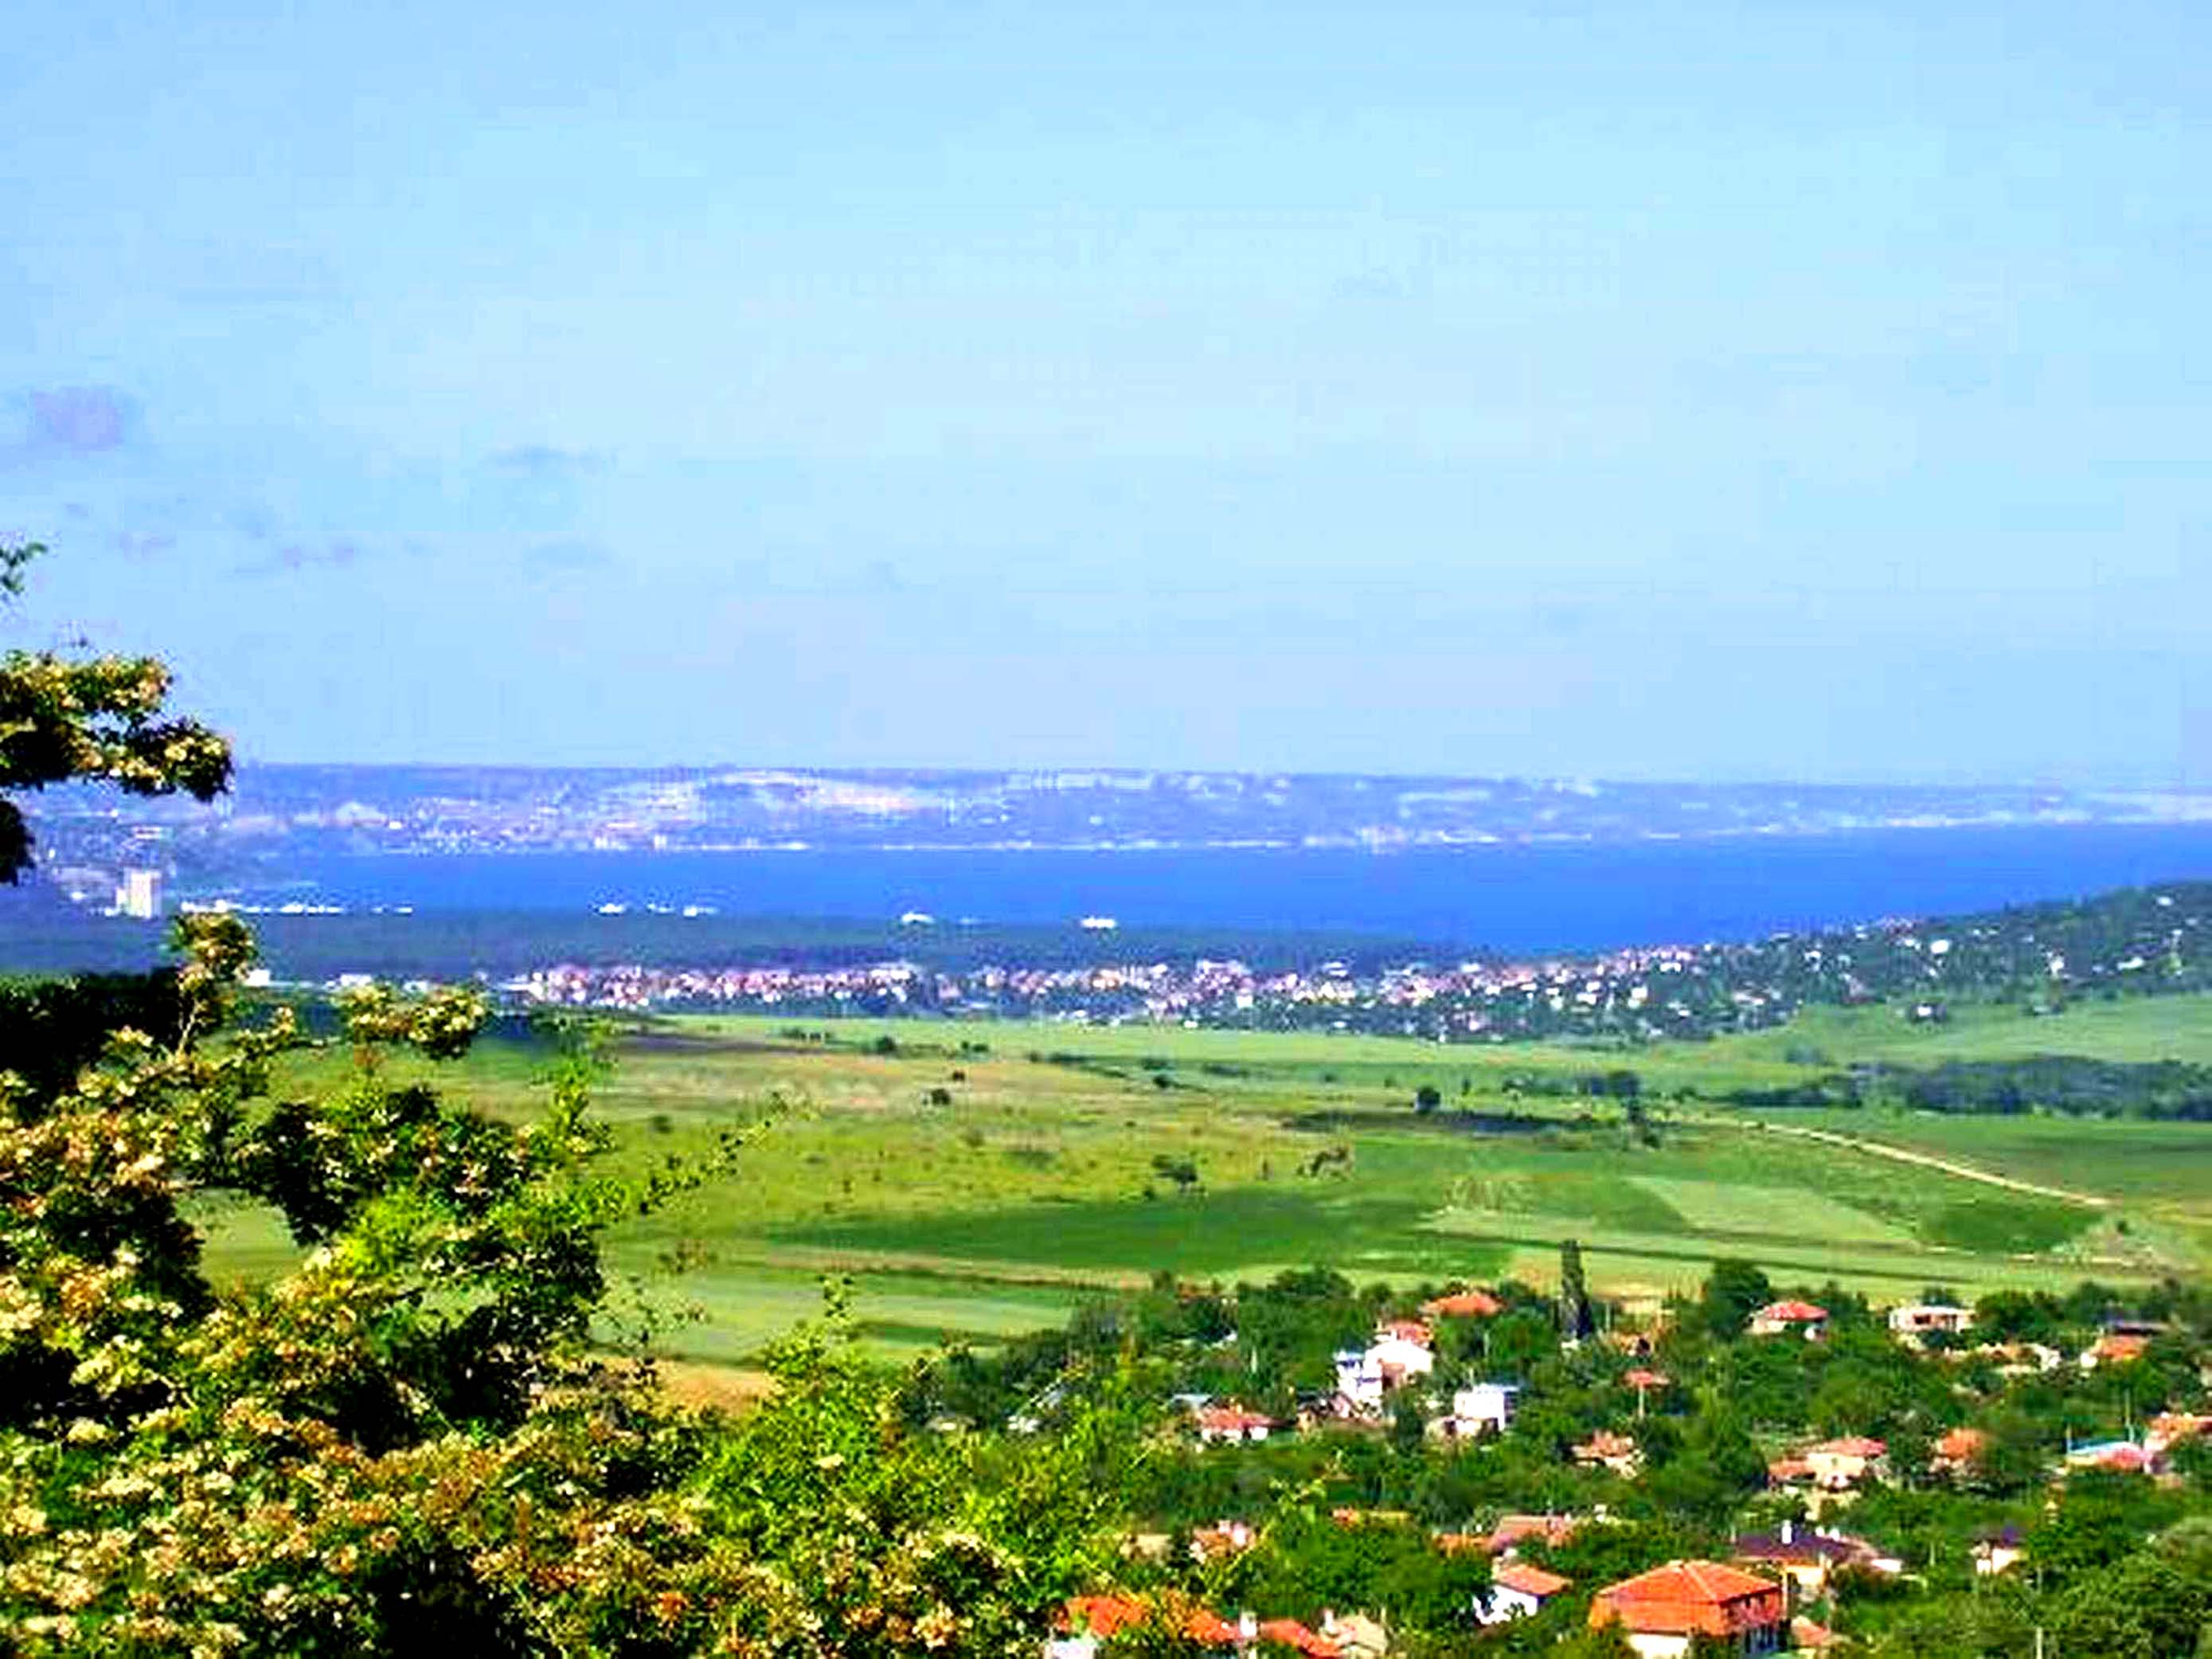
xmin=995 ymin=1266 xmax=2212 ymax=1657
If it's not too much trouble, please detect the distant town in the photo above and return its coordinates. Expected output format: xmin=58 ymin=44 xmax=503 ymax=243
xmin=18 ymin=764 xmax=2212 ymax=906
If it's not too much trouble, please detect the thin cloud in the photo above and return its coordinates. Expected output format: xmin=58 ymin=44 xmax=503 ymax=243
xmin=491 ymin=444 xmax=607 ymax=475
xmin=108 ymin=529 xmax=175 ymax=559
xmin=233 ymin=538 xmax=367 ymax=577
xmin=521 ymin=537 xmax=616 ymax=574
xmin=25 ymin=386 xmax=134 ymax=452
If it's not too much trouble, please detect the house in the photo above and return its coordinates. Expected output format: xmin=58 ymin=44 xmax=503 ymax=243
xmin=1969 ymin=1340 xmax=2063 ymax=1376
xmin=2081 ymin=1333 xmax=2151 ymax=1370
xmin=1056 ymin=1600 xmax=1347 ymax=1657
xmin=1888 ymin=1302 xmax=1974 ymax=1344
xmin=1255 ymin=1618 xmax=1343 ymax=1657
xmin=1333 ymin=1324 xmax=1436 ymax=1411
xmin=1747 ymin=1300 xmax=1829 ymax=1340
xmin=1932 ymin=1426 xmax=1988 ymax=1477
xmin=1765 ymin=1457 xmax=1813 ymax=1491
xmin=1573 ymin=1429 xmax=1643 ymax=1477
xmin=1484 ymin=1512 xmax=1583 ymax=1559
xmin=2065 ymin=1438 xmax=2160 ymax=1475
xmin=1048 ymin=1594 xmax=1150 ymax=1657
xmin=1194 ymin=1404 xmax=1277 ymax=1445
xmin=1317 ymin=1611 xmax=1389 ymax=1658
xmin=1448 ymin=1382 xmax=1520 ymax=1437
xmin=1421 ymin=1288 xmax=1503 ymax=1320
xmin=1732 ymin=1522 xmax=1900 ymax=1600
xmin=1972 ymin=1526 xmax=2026 ymax=1577
xmin=1588 ymin=1560 xmax=1789 ymax=1657
xmin=1191 ymin=1520 xmax=1257 ymax=1560
xmin=1792 ymin=1616 xmax=1839 ymax=1650
xmin=1803 ymin=1436 xmax=1888 ymax=1492
xmin=1479 ymin=1562 xmax=1573 ymax=1625
xmin=2148 ymin=1411 xmax=2212 ymax=1455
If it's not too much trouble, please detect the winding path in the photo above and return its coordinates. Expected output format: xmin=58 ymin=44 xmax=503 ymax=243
xmin=1737 ymin=1118 xmax=2112 ymax=1208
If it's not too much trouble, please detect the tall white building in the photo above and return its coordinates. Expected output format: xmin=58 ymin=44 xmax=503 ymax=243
xmin=115 ymin=868 xmax=162 ymax=919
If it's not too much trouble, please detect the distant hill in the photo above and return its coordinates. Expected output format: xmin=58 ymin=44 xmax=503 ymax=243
xmin=18 ymin=763 xmax=2212 ymax=887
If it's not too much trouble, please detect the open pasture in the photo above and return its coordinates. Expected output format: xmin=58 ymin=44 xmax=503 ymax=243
xmin=232 ymin=1001 xmax=2212 ymax=1373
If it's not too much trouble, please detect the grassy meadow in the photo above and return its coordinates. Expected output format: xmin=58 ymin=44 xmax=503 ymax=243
xmin=209 ymin=992 xmax=2212 ymax=1376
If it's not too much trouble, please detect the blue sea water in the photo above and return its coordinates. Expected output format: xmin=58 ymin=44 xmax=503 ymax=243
xmin=244 ymin=824 xmax=2212 ymax=957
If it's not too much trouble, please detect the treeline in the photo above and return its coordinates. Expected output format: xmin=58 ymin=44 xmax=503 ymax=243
xmin=1707 ymin=1056 xmax=2212 ymax=1120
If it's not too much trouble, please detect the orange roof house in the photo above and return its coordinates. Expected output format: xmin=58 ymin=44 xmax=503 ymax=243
xmin=1256 ymin=1618 xmax=1342 ymax=1657
xmin=1061 ymin=1594 xmax=1148 ymax=1638
xmin=1421 ymin=1288 xmax=1503 ymax=1320
xmin=1496 ymin=1562 xmax=1573 ymax=1598
xmin=1589 ymin=1560 xmax=1788 ymax=1657
xmin=1573 ymin=1429 xmax=1643 ymax=1475
xmin=1374 ymin=1318 xmax=1435 ymax=1348
xmin=1193 ymin=1403 xmax=1278 ymax=1444
xmin=2149 ymin=1412 xmax=2212 ymax=1454
xmin=1748 ymin=1300 xmax=1830 ymax=1338
xmin=1479 ymin=1561 xmax=1574 ymax=1625
xmin=1933 ymin=1426 xmax=1988 ymax=1473
xmin=2082 ymin=1333 xmax=2151 ymax=1369
xmin=1486 ymin=1512 xmax=1583 ymax=1557
xmin=1802 ymin=1435 xmax=1889 ymax=1491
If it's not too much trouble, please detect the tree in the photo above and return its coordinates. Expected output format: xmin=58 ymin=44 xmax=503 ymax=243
xmin=1413 ymin=1082 xmax=1442 ymax=1114
xmin=0 ymin=549 xmax=1125 ymax=1653
xmin=0 ymin=541 xmax=231 ymax=882
xmin=1559 ymin=1238 xmax=1593 ymax=1340
xmin=1151 ymin=1153 xmax=1202 ymax=1193
xmin=1698 ymin=1258 xmax=1774 ymax=1339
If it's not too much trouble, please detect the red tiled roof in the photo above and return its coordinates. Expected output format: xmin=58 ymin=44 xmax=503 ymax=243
xmin=2086 ymin=1443 xmax=2151 ymax=1472
xmin=1194 ymin=1405 xmax=1275 ymax=1433
xmin=1767 ymin=1457 xmax=1813 ymax=1483
xmin=1935 ymin=1427 xmax=1987 ymax=1461
xmin=1495 ymin=1562 xmax=1573 ymax=1598
xmin=1810 ymin=1436 xmax=1888 ymax=1458
xmin=1589 ymin=1560 xmax=1788 ymax=1638
xmin=1376 ymin=1319 xmax=1434 ymax=1346
xmin=1422 ymin=1289 xmax=1503 ymax=1319
xmin=2093 ymin=1334 xmax=2151 ymax=1363
xmin=1186 ymin=1609 xmax=1245 ymax=1645
xmin=1257 ymin=1618 xmax=1342 ymax=1657
xmin=1753 ymin=1300 xmax=1830 ymax=1323
xmin=1576 ymin=1430 xmax=1638 ymax=1458
xmin=1064 ymin=1594 xmax=1149 ymax=1637
xmin=1487 ymin=1513 xmax=1581 ymax=1554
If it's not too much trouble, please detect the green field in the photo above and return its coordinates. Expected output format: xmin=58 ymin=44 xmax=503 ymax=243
xmin=213 ymin=995 xmax=2212 ymax=1374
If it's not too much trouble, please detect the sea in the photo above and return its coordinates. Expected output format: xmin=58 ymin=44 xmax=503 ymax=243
xmin=229 ymin=822 xmax=2212 ymax=958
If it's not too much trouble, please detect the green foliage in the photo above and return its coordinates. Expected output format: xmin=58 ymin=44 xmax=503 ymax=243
xmin=1560 ymin=1238 xmax=1593 ymax=1339
xmin=1698 ymin=1258 xmax=1773 ymax=1339
xmin=0 ymin=558 xmax=232 ymax=882
xmin=0 ymin=558 xmax=1127 ymax=1653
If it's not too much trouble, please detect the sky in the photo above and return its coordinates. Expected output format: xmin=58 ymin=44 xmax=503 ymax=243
xmin=2 ymin=1 xmax=2207 ymax=784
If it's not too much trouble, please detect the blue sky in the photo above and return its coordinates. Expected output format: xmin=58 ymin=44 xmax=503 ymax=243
xmin=2 ymin=1 xmax=2206 ymax=782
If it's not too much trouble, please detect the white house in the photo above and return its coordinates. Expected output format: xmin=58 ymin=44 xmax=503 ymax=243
xmin=1194 ymin=1404 xmax=1276 ymax=1445
xmin=1479 ymin=1562 xmax=1572 ymax=1625
xmin=1451 ymin=1382 xmax=1520 ymax=1436
xmin=1333 ymin=1321 xmax=1436 ymax=1411
xmin=1888 ymin=1303 xmax=1974 ymax=1343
